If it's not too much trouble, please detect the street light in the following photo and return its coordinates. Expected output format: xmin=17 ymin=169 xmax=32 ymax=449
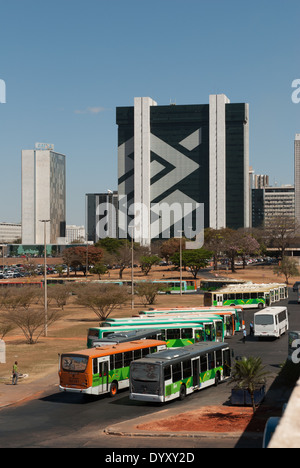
xmin=177 ymin=230 xmax=184 ymax=296
xmin=40 ymin=219 xmax=50 ymax=337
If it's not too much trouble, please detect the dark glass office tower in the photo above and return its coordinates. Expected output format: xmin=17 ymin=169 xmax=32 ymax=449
xmin=117 ymin=95 xmax=249 ymax=245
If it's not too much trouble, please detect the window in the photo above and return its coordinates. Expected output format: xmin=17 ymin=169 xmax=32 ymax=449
xmin=164 ymin=365 xmax=171 ymax=381
xmin=236 ymin=293 xmax=242 ymax=300
xmin=243 ymin=293 xmax=250 ymax=300
xmin=251 ymin=292 xmax=258 ymax=299
xmin=134 ymin=349 xmax=142 ymax=360
xmin=124 ymin=351 xmax=133 ymax=367
xmin=62 ymin=355 xmax=89 ymax=373
xmin=182 ymin=360 xmax=192 ymax=379
xmin=93 ymin=358 xmax=98 ymax=375
xmin=142 ymin=347 xmax=150 ymax=357
xmin=172 ymin=363 xmax=182 ymax=383
xmin=215 ymin=350 xmax=222 ymax=367
xmin=208 ymin=352 xmax=215 ymax=370
xmin=181 ymin=328 xmax=193 ymax=339
xmin=166 ymin=329 xmax=180 ymax=340
xmin=110 ymin=355 xmax=114 ymax=369
xmin=200 ymin=354 xmax=207 ymax=372
xmin=114 ymin=352 xmax=123 ymax=369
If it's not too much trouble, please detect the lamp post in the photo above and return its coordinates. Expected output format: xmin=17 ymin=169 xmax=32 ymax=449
xmin=40 ymin=219 xmax=50 ymax=337
xmin=177 ymin=230 xmax=184 ymax=296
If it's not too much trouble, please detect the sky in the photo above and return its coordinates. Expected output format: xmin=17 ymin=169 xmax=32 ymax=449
xmin=0 ymin=0 xmax=299 ymax=227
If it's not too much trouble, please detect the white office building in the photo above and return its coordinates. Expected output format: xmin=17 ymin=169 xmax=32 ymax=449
xmin=21 ymin=144 xmax=66 ymax=244
xmin=294 ymin=134 xmax=300 ymax=226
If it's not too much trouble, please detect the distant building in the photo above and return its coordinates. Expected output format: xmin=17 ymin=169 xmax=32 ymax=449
xmin=86 ymin=191 xmax=118 ymax=243
xmin=252 ymin=185 xmax=295 ymax=227
xmin=117 ymin=95 xmax=250 ymax=245
xmin=66 ymin=225 xmax=85 ymax=243
xmin=294 ymin=134 xmax=300 ymax=226
xmin=0 ymin=222 xmax=21 ymax=243
xmin=21 ymin=145 xmax=66 ymax=244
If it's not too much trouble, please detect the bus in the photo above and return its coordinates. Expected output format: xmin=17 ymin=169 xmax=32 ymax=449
xmin=59 ymin=339 xmax=166 ymax=397
xmin=153 ymin=280 xmax=198 ymax=294
xmin=203 ymin=283 xmax=288 ymax=309
xmin=87 ymin=322 xmax=216 ymax=349
xmin=138 ymin=310 xmax=238 ymax=337
xmin=102 ymin=316 xmax=225 ymax=342
xmin=254 ymin=306 xmax=289 ymax=339
xmin=138 ymin=306 xmax=244 ymax=335
xmin=89 ymin=328 xmax=164 ymax=347
xmin=200 ymin=278 xmax=247 ymax=291
xmin=129 ymin=341 xmax=232 ymax=403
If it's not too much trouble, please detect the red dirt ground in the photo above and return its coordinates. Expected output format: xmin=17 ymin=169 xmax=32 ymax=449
xmin=136 ymin=406 xmax=276 ymax=433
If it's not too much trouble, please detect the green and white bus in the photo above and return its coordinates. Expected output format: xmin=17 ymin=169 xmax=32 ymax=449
xmin=138 ymin=306 xmax=244 ymax=335
xmin=102 ymin=316 xmax=225 ymax=342
xmin=204 ymin=283 xmax=288 ymax=309
xmin=130 ymin=341 xmax=232 ymax=403
xmin=87 ymin=322 xmax=218 ymax=349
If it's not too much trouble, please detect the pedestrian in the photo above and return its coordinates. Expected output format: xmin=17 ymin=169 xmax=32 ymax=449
xmin=12 ymin=361 xmax=19 ymax=385
xmin=242 ymin=329 xmax=247 ymax=344
xmin=250 ymin=321 xmax=254 ymax=336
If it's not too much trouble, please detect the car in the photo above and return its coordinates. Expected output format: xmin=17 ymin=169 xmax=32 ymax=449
xmin=293 ymin=282 xmax=300 ymax=292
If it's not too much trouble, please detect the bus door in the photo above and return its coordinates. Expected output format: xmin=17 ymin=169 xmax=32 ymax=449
xmin=265 ymin=293 xmax=270 ymax=306
xmin=222 ymin=349 xmax=231 ymax=378
xmin=192 ymin=358 xmax=200 ymax=387
xmin=216 ymin=294 xmax=223 ymax=306
xmin=98 ymin=357 xmax=109 ymax=393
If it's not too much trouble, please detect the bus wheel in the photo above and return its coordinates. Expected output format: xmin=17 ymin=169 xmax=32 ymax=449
xmin=110 ymin=382 xmax=118 ymax=397
xmin=179 ymin=384 xmax=186 ymax=400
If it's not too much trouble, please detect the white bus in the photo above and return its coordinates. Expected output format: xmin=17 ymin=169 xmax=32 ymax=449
xmin=254 ymin=306 xmax=289 ymax=339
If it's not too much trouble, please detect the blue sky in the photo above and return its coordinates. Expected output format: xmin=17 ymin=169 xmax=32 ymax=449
xmin=0 ymin=0 xmax=299 ymax=226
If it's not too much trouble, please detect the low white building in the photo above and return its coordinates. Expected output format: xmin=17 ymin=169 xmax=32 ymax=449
xmin=66 ymin=225 xmax=86 ymax=243
xmin=0 ymin=223 xmax=22 ymax=243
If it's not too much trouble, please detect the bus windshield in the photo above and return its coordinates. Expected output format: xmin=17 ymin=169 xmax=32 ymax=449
xmin=131 ymin=363 xmax=160 ymax=382
xmin=61 ymin=355 xmax=89 ymax=372
xmin=255 ymin=315 xmax=274 ymax=325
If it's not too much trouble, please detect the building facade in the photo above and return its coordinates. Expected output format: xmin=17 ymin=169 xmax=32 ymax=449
xmin=252 ymin=185 xmax=295 ymax=228
xmin=86 ymin=191 xmax=118 ymax=243
xmin=117 ymin=95 xmax=249 ymax=245
xmin=21 ymin=146 xmax=66 ymax=244
xmin=0 ymin=223 xmax=22 ymax=243
xmin=294 ymin=134 xmax=300 ymax=226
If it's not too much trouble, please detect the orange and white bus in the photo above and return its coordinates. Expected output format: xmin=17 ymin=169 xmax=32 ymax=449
xmin=59 ymin=339 xmax=166 ymax=397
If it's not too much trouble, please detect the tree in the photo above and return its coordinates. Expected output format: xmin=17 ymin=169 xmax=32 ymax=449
xmin=204 ymin=228 xmax=227 ymax=270
xmin=265 ymin=216 xmax=299 ymax=258
xmin=140 ymin=255 xmax=160 ymax=276
xmin=62 ymin=246 xmax=103 ymax=276
xmin=47 ymin=284 xmax=71 ymax=310
xmin=160 ymin=238 xmax=185 ymax=263
xmin=222 ymin=229 xmax=242 ymax=273
xmin=237 ymin=231 xmax=260 ymax=268
xmin=75 ymin=283 xmax=129 ymax=323
xmin=0 ymin=287 xmax=61 ymax=344
xmin=92 ymin=263 xmax=108 ymax=279
xmin=171 ymin=248 xmax=212 ymax=279
xmin=231 ymin=356 xmax=269 ymax=413
xmin=135 ymin=282 xmax=167 ymax=305
xmin=273 ymin=257 xmax=300 ymax=284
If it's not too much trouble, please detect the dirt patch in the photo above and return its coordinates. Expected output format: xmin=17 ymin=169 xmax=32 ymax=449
xmin=136 ymin=405 xmax=278 ymax=433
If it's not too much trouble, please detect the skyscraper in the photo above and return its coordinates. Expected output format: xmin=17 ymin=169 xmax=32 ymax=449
xmin=21 ymin=144 xmax=66 ymax=244
xmin=294 ymin=134 xmax=300 ymax=226
xmin=117 ymin=95 xmax=249 ymax=245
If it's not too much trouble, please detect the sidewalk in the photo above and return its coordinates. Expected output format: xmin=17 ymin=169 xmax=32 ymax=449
xmin=0 ymin=370 xmax=59 ymax=409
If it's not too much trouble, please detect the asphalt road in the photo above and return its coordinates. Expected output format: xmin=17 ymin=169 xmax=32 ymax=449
xmin=0 ymin=289 xmax=298 ymax=450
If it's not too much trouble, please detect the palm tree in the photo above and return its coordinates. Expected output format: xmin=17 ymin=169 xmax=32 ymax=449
xmin=231 ymin=356 xmax=269 ymax=413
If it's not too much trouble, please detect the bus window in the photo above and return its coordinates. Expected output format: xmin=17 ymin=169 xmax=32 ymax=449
xmin=200 ymin=354 xmax=208 ymax=372
xmin=164 ymin=365 xmax=171 ymax=381
xmin=124 ymin=351 xmax=133 ymax=367
xmin=115 ymin=353 xmax=123 ymax=369
xmin=208 ymin=352 xmax=215 ymax=370
xmin=166 ymin=329 xmax=180 ymax=340
xmin=142 ymin=347 xmax=150 ymax=357
xmin=236 ymin=293 xmax=242 ymax=300
xmin=181 ymin=328 xmax=193 ymax=339
xmin=251 ymin=292 xmax=258 ymax=299
xmin=134 ymin=349 xmax=142 ymax=360
xmin=110 ymin=355 xmax=114 ymax=369
xmin=172 ymin=363 xmax=182 ymax=382
xmin=182 ymin=359 xmax=192 ymax=379
xmin=215 ymin=350 xmax=222 ymax=367
xmin=243 ymin=293 xmax=250 ymax=300
xmin=93 ymin=358 xmax=98 ymax=375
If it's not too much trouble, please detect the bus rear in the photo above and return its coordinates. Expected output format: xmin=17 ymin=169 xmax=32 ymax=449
xmin=59 ymin=353 xmax=92 ymax=394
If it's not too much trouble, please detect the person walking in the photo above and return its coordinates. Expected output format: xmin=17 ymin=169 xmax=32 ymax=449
xmin=242 ymin=329 xmax=247 ymax=344
xmin=250 ymin=321 xmax=254 ymax=336
xmin=12 ymin=361 xmax=19 ymax=385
